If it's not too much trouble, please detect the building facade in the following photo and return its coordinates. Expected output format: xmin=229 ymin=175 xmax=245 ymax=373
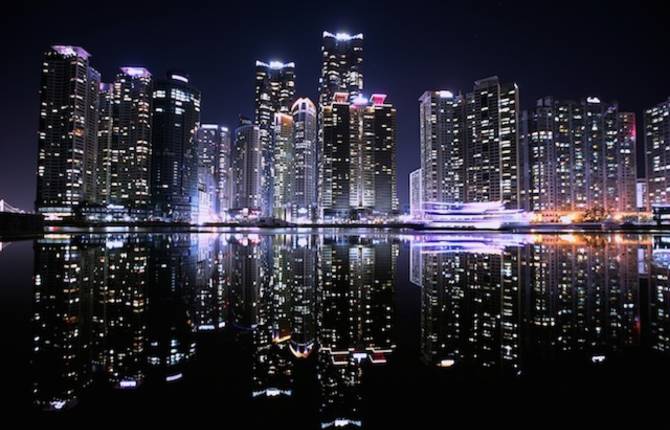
xmin=196 ymin=124 xmax=229 ymax=222
xmin=150 ymin=72 xmax=201 ymax=222
xmin=319 ymin=93 xmax=397 ymax=220
xmin=318 ymin=32 xmax=364 ymax=106
xmin=418 ymin=90 xmax=465 ymax=209
xmin=410 ymin=168 xmax=422 ymax=219
xmin=272 ymin=113 xmax=294 ymax=220
xmin=254 ymin=61 xmax=295 ymax=217
xmin=108 ymin=67 xmax=153 ymax=218
xmin=231 ymin=118 xmax=262 ymax=217
xmin=523 ymin=97 xmax=637 ymax=218
xmin=291 ymin=97 xmax=317 ymax=221
xmin=36 ymin=45 xmax=100 ymax=219
xmin=645 ymin=97 xmax=670 ymax=207
xmin=465 ymin=76 xmax=520 ymax=208
xmin=96 ymin=83 xmax=114 ymax=206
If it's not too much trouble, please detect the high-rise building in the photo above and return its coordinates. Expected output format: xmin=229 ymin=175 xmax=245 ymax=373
xmin=254 ymin=60 xmax=295 ymax=217
xmin=272 ymin=113 xmax=294 ymax=221
xmin=318 ymin=31 xmax=364 ymax=221
xmin=523 ymin=97 xmax=637 ymax=218
xmin=319 ymin=93 xmax=397 ymax=220
xmin=196 ymin=124 xmax=229 ymax=223
xmin=319 ymin=93 xmax=351 ymax=219
xmin=418 ymin=90 xmax=465 ymax=207
xmin=318 ymin=32 xmax=364 ymax=106
xmin=291 ymin=98 xmax=317 ymax=221
xmin=617 ymin=111 xmax=637 ymax=213
xmin=231 ymin=118 xmax=262 ymax=217
xmin=369 ymin=94 xmax=398 ymax=214
xmin=218 ymin=127 xmax=232 ymax=216
xmin=109 ymin=67 xmax=153 ymax=218
xmin=645 ymin=97 xmax=670 ymax=207
xmin=349 ymin=96 xmax=375 ymax=212
xmin=410 ymin=168 xmax=422 ymax=219
xmin=96 ymin=83 xmax=114 ymax=205
xmin=150 ymin=72 xmax=201 ymax=222
xmin=465 ymin=76 xmax=520 ymax=208
xmin=36 ymin=45 xmax=100 ymax=219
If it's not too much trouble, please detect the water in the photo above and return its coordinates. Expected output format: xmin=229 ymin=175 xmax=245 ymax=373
xmin=1 ymin=231 xmax=669 ymax=426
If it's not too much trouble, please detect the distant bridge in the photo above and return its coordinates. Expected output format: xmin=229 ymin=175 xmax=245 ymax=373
xmin=0 ymin=199 xmax=42 ymax=235
xmin=0 ymin=199 xmax=25 ymax=214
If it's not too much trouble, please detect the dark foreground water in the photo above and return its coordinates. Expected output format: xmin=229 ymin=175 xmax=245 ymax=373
xmin=1 ymin=230 xmax=669 ymax=425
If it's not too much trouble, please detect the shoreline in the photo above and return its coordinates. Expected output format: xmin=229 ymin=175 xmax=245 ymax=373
xmin=2 ymin=221 xmax=669 ymax=241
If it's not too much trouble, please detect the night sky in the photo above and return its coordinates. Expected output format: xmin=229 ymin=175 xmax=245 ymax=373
xmin=1 ymin=0 xmax=667 ymax=211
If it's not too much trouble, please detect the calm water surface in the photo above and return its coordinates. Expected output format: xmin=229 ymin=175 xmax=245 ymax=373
xmin=1 ymin=231 xmax=668 ymax=425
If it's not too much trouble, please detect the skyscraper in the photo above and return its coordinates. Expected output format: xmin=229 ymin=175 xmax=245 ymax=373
xmin=231 ymin=118 xmax=262 ymax=217
xmin=369 ymin=94 xmax=398 ymax=215
xmin=36 ymin=45 xmax=100 ymax=219
xmin=272 ymin=113 xmax=294 ymax=221
xmin=109 ymin=67 xmax=153 ymax=218
xmin=319 ymin=93 xmax=397 ymax=219
xmin=465 ymin=76 xmax=520 ymax=208
xmin=254 ymin=60 xmax=295 ymax=217
xmin=318 ymin=32 xmax=364 ymax=106
xmin=150 ymin=72 xmax=201 ymax=222
xmin=291 ymin=98 xmax=317 ymax=221
xmin=196 ymin=124 xmax=229 ymax=223
xmin=419 ymin=90 xmax=465 ymax=208
xmin=320 ymin=92 xmax=351 ymax=219
xmin=523 ymin=97 xmax=637 ymax=218
xmin=410 ymin=168 xmax=422 ymax=219
xmin=318 ymin=31 xmax=364 ymax=221
xmin=218 ymin=127 xmax=232 ymax=216
xmin=645 ymin=97 xmax=670 ymax=207
xmin=96 ymin=83 xmax=114 ymax=206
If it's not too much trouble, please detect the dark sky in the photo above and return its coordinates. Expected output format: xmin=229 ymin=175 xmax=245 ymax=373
xmin=1 ymin=0 xmax=667 ymax=211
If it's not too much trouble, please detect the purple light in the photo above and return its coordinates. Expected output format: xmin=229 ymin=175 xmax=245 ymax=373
xmin=370 ymin=94 xmax=387 ymax=105
xmin=333 ymin=92 xmax=349 ymax=103
xmin=120 ymin=66 xmax=151 ymax=78
xmin=352 ymin=95 xmax=369 ymax=105
xmin=52 ymin=45 xmax=90 ymax=59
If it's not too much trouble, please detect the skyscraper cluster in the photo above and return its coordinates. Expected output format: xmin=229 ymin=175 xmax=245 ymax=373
xmin=318 ymin=32 xmax=398 ymax=221
xmin=34 ymin=38 xmax=670 ymax=225
xmin=36 ymin=45 xmax=208 ymax=222
xmin=415 ymin=80 xmax=670 ymax=222
xmin=36 ymin=31 xmax=397 ymax=224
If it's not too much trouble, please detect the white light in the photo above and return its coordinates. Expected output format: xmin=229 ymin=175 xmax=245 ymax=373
xmin=439 ymin=90 xmax=454 ymax=98
xmin=438 ymin=359 xmax=456 ymax=367
xmin=166 ymin=373 xmax=183 ymax=382
xmin=171 ymin=74 xmax=188 ymax=83
xmin=119 ymin=380 xmax=137 ymax=388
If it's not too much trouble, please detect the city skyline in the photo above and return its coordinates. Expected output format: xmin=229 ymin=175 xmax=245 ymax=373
xmin=2 ymin=1 xmax=668 ymax=212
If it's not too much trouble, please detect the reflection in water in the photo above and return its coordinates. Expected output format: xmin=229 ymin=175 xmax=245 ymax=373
xmin=28 ymin=232 xmax=670 ymax=425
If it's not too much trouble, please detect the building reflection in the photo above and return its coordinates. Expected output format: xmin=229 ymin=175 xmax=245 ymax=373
xmin=411 ymin=235 xmax=525 ymax=373
xmin=411 ymin=234 xmax=652 ymax=373
xmin=317 ymin=236 xmax=398 ymax=428
xmin=650 ymin=236 xmax=670 ymax=354
xmin=29 ymin=232 xmax=669 ymax=425
xmin=32 ymin=234 xmax=206 ymax=409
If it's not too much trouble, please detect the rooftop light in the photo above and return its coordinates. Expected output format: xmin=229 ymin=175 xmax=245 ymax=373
xmin=120 ymin=66 xmax=151 ymax=78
